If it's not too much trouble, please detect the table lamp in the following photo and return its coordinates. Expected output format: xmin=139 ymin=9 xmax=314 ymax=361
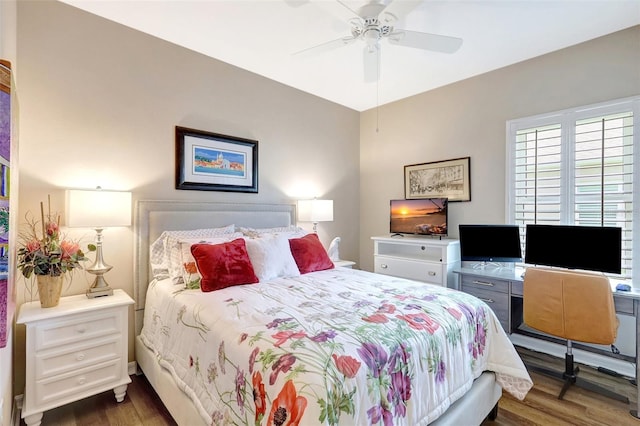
xmin=66 ymin=188 xmax=132 ymax=298
xmin=297 ymin=199 xmax=333 ymax=233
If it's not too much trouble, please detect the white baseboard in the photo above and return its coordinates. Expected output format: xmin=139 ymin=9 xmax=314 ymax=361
xmin=128 ymin=361 xmax=138 ymax=376
xmin=510 ymin=333 xmax=636 ymax=378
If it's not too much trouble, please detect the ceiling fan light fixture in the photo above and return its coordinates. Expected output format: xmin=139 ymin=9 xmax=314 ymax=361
xmin=364 ymin=28 xmax=380 ymax=44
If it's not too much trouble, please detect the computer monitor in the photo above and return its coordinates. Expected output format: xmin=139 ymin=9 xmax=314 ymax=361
xmin=459 ymin=224 xmax=522 ymax=263
xmin=524 ymin=224 xmax=622 ymax=274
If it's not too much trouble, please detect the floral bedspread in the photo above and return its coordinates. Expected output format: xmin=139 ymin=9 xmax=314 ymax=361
xmin=139 ymin=268 xmax=532 ymax=425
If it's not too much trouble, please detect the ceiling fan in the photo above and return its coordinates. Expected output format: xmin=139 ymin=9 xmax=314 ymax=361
xmin=293 ymin=0 xmax=463 ymax=82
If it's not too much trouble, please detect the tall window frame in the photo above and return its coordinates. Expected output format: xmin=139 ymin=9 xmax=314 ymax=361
xmin=506 ymin=96 xmax=640 ymax=279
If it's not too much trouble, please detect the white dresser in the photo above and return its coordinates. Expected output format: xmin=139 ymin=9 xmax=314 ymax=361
xmin=372 ymin=235 xmax=460 ymax=287
xmin=17 ymin=289 xmax=134 ymax=426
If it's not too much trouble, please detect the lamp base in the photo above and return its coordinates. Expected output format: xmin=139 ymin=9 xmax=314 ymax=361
xmin=85 ymin=273 xmax=114 ymax=299
xmin=86 ymin=286 xmax=114 ymax=298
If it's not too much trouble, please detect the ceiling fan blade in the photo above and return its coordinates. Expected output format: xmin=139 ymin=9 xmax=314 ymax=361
xmin=293 ymin=36 xmax=356 ymax=57
xmin=336 ymin=0 xmax=362 ymax=18
xmin=380 ymin=0 xmax=424 ymax=25
xmin=363 ymin=45 xmax=380 ymax=83
xmin=388 ymin=30 xmax=462 ymax=53
xmin=283 ymin=0 xmax=310 ymax=7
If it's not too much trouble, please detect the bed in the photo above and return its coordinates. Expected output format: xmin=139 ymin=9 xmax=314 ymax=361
xmin=133 ymin=200 xmax=532 ymax=425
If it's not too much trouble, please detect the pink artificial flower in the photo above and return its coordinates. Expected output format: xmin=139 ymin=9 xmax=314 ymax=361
xmin=60 ymin=240 xmax=80 ymax=259
xmin=26 ymin=240 xmax=41 ymax=253
xmin=46 ymin=221 xmax=58 ymax=236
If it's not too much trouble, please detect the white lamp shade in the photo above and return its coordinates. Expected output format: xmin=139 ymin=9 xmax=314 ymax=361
xmin=298 ymin=199 xmax=333 ymax=223
xmin=66 ymin=189 xmax=132 ymax=228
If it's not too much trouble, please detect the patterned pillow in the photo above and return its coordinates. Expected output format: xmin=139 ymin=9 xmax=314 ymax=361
xmin=149 ymin=224 xmax=236 ymax=281
xmin=244 ymin=233 xmax=301 ymax=281
xmin=289 ymin=233 xmax=334 ymax=274
xmin=238 ymin=225 xmax=306 ymax=239
xmin=191 ymin=238 xmax=259 ymax=292
xmin=179 ymin=233 xmax=244 ymax=289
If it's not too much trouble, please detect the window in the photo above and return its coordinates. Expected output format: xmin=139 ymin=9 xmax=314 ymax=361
xmin=507 ymin=96 xmax=640 ymax=278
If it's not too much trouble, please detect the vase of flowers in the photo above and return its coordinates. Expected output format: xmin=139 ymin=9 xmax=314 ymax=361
xmin=17 ymin=198 xmax=94 ymax=308
xmin=36 ymin=275 xmax=64 ymax=308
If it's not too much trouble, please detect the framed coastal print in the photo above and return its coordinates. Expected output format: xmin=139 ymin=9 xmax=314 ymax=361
xmin=176 ymin=126 xmax=258 ymax=193
xmin=404 ymin=157 xmax=471 ymax=202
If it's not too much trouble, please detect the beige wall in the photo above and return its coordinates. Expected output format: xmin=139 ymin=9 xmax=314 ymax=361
xmin=14 ymin=0 xmax=360 ymax=393
xmin=359 ymin=26 xmax=640 ymax=272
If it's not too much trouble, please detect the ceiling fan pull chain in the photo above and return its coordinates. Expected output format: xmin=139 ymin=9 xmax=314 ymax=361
xmin=376 ymin=73 xmax=380 ymax=133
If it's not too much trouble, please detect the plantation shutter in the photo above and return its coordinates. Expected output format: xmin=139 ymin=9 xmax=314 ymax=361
xmin=513 ymin=124 xmax=563 ymax=226
xmin=508 ymin=96 xmax=638 ymax=279
xmin=573 ymin=112 xmax=634 ymax=276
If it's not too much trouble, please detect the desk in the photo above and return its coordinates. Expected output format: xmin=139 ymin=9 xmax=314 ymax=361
xmin=453 ymin=266 xmax=640 ymax=418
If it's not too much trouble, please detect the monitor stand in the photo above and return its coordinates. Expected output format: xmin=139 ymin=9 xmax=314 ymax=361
xmin=472 ymin=261 xmax=504 ymax=271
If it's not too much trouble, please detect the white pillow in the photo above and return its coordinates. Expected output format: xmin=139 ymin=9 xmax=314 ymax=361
xmin=244 ymin=234 xmax=301 ymax=281
xmin=179 ymin=234 xmax=244 ymax=288
xmin=149 ymin=225 xmax=236 ymax=280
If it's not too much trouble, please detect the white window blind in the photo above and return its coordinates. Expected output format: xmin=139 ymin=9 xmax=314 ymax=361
xmin=507 ymin=97 xmax=639 ymax=279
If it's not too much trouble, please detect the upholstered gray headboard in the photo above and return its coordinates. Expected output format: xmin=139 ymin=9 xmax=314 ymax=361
xmin=133 ymin=200 xmax=296 ymax=334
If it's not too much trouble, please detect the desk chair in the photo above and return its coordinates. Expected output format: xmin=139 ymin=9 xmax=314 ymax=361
xmin=523 ymin=267 xmax=627 ymax=402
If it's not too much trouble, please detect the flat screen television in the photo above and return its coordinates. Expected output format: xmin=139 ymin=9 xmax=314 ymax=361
xmin=390 ymin=198 xmax=448 ymax=236
xmin=525 ymin=224 xmax=622 ymax=274
xmin=459 ymin=224 xmax=522 ymax=262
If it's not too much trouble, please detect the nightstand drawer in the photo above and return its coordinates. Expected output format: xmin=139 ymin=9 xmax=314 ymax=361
xmin=375 ymin=256 xmax=444 ymax=285
xmin=35 ymin=309 xmax=122 ymax=351
xmin=35 ymin=359 xmax=123 ymax=409
xmin=461 ymin=275 xmax=509 ymax=294
xmin=35 ymin=335 xmax=122 ymax=379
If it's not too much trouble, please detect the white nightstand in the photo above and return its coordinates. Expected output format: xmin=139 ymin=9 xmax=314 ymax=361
xmin=17 ymin=289 xmax=134 ymax=426
xmin=334 ymin=260 xmax=356 ymax=268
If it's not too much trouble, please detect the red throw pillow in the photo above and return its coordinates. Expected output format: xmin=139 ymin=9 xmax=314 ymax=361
xmin=289 ymin=233 xmax=335 ymax=274
xmin=191 ymin=238 xmax=259 ymax=292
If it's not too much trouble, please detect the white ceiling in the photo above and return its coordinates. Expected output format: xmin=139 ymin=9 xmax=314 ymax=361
xmin=60 ymin=0 xmax=640 ymax=112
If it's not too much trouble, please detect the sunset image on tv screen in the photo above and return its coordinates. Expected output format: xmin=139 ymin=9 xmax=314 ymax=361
xmin=390 ymin=198 xmax=447 ymax=235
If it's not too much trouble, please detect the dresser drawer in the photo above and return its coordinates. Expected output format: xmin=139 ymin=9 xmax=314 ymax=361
xmin=34 ymin=308 xmax=122 ymax=351
xmin=375 ymin=256 xmax=444 ymax=286
xmin=461 ymin=285 xmax=510 ymax=331
xmin=461 ymin=275 xmax=510 ymax=294
xmin=35 ymin=335 xmax=122 ymax=379
xmin=34 ymin=358 xmax=123 ymax=410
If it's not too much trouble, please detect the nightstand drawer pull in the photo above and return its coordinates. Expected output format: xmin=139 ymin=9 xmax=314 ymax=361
xmin=76 ymin=352 xmax=85 ymax=361
xmin=380 ymin=264 xmax=388 ymax=269
xmin=479 ymin=297 xmax=494 ymax=304
xmin=76 ymin=326 xmax=86 ymax=334
xmin=428 ymin=271 xmax=436 ymax=276
xmin=77 ymin=376 xmax=86 ymax=385
xmin=472 ymin=280 xmax=495 ymax=287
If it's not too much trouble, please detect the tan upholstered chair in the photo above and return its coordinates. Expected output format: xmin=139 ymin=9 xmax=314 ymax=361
xmin=523 ymin=267 xmax=626 ymax=402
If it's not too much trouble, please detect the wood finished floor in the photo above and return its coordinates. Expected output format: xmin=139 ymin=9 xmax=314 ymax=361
xmin=21 ymin=348 xmax=639 ymax=426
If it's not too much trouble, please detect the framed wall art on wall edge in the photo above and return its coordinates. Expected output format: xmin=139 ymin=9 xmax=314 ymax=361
xmin=175 ymin=126 xmax=258 ymax=193
xmin=404 ymin=156 xmax=471 ymax=202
